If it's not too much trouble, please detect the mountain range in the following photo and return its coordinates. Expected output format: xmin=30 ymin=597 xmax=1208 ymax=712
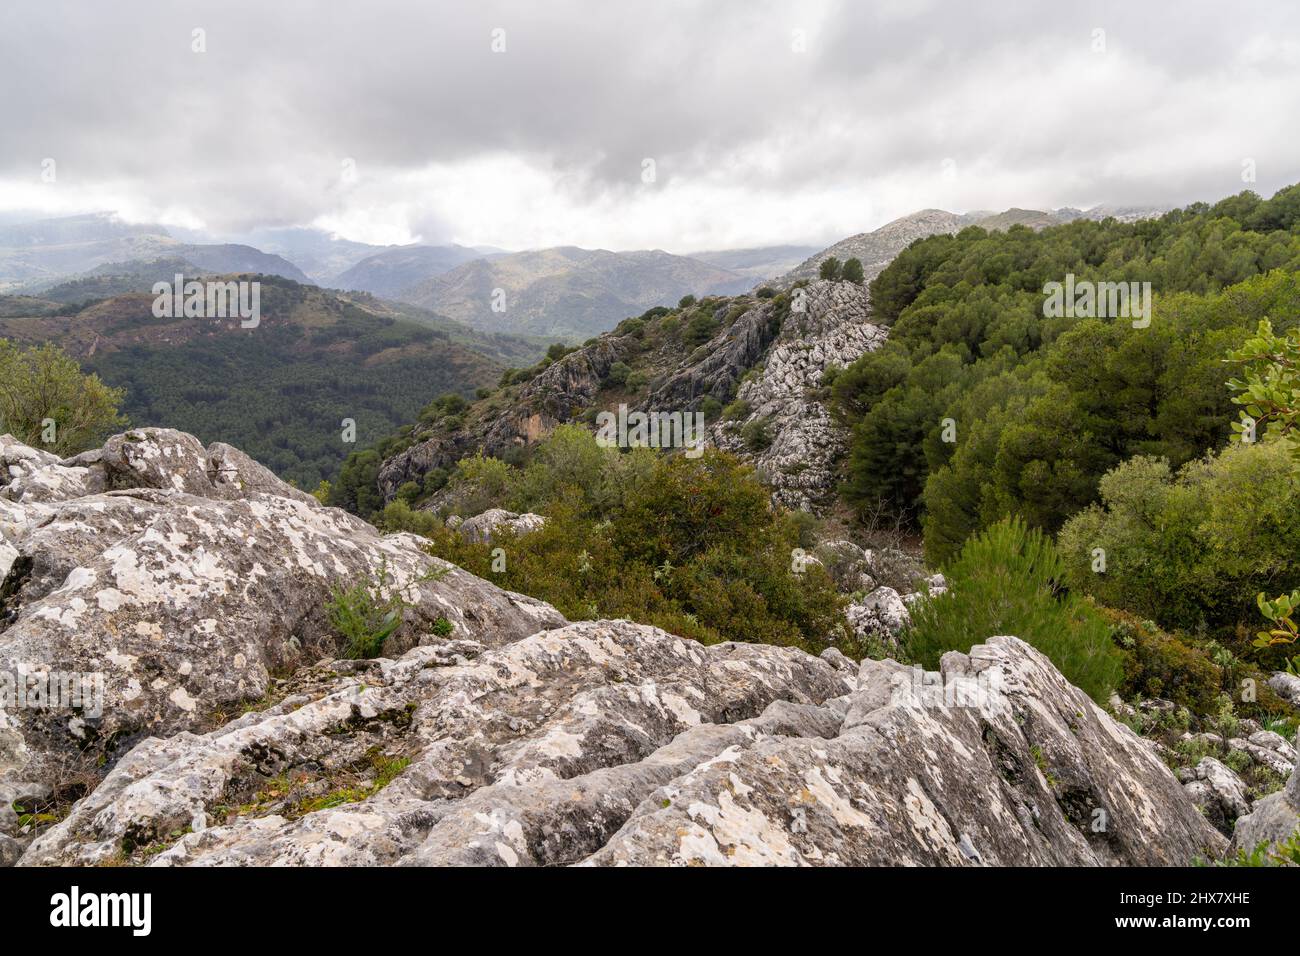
xmin=775 ymin=203 xmax=1167 ymax=285
xmin=395 ymin=246 xmax=755 ymax=339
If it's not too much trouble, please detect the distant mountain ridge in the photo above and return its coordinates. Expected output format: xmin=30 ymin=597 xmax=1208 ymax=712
xmin=397 ymin=246 xmax=755 ymax=339
xmin=0 ymin=213 xmax=313 ymax=290
xmin=332 ymin=244 xmax=491 ymax=297
xmin=776 ymin=203 xmax=1167 ymax=285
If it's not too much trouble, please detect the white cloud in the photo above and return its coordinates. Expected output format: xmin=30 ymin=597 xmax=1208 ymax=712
xmin=0 ymin=0 xmax=1297 ymax=251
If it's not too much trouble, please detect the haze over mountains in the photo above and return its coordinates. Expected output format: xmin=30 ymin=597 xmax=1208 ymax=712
xmin=397 ymin=246 xmax=756 ymax=339
xmin=0 ymin=200 xmax=1166 ymax=341
xmin=0 ymin=194 xmax=1172 ymax=488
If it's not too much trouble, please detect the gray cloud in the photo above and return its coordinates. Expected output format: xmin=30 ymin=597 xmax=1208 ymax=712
xmin=1 ymin=0 xmax=1297 ymax=249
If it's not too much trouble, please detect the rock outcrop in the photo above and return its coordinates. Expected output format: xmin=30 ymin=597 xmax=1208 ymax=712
xmin=1181 ymin=757 xmax=1252 ymax=836
xmin=0 ymin=428 xmax=564 ymax=857
xmin=845 ymin=587 xmax=912 ymax=651
xmin=710 ymin=281 xmax=885 ymax=511
xmin=455 ymin=509 xmax=547 ymax=544
xmin=1229 ymin=733 xmax=1300 ymax=856
xmin=17 ymin=623 xmax=1221 ymax=866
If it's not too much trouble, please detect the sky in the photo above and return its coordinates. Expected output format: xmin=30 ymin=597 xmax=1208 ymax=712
xmin=1 ymin=0 xmax=1298 ymax=252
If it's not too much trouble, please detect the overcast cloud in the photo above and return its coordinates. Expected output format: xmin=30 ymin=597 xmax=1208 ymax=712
xmin=1 ymin=0 xmax=1297 ymax=251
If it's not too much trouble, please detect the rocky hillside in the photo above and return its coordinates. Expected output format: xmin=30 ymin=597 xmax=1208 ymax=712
xmin=0 ymin=427 xmax=1235 ymax=866
xmin=778 ymin=210 xmax=973 ymax=286
xmin=709 ymin=281 xmax=884 ymax=510
xmin=371 ymin=278 xmax=880 ymax=513
xmin=397 ymin=246 xmax=754 ymax=339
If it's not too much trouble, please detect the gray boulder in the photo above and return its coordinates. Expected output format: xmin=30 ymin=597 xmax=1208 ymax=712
xmin=1182 ymin=757 xmax=1251 ymax=836
xmin=586 ymin=636 xmax=1222 ymax=865
xmin=1229 ymin=733 xmax=1300 ymax=856
xmin=845 ymin=586 xmax=911 ymax=649
xmin=1268 ymin=671 xmax=1300 ymax=707
xmin=18 ymin=631 xmax=1223 ymax=866
xmin=456 ymin=509 xmax=547 ymax=544
xmin=0 ymin=428 xmax=565 ymax=854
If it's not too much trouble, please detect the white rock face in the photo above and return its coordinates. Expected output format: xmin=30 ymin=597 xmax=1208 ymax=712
xmin=712 ymin=280 xmax=886 ymax=511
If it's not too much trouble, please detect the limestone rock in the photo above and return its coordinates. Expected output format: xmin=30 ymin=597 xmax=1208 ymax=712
xmin=812 ymin=540 xmax=877 ymax=594
xmin=20 ymin=621 xmax=852 ymax=866
xmin=845 ymin=586 xmax=911 ymax=649
xmin=0 ymin=429 xmax=565 ymax=853
xmin=18 ymin=632 xmax=1220 ymax=867
xmin=1182 ymin=757 xmax=1251 ymax=836
xmin=709 ymin=281 xmax=886 ymax=511
xmin=585 ymin=637 xmax=1223 ymax=866
xmin=1269 ymin=671 xmax=1300 ymax=707
xmin=1229 ymin=734 xmax=1300 ymax=856
xmin=457 ymin=509 xmax=547 ymax=544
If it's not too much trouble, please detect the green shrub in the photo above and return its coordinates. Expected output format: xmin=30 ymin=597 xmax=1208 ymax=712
xmin=422 ymin=442 xmax=847 ymax=652
xmin=722 ymin=398 xmax=751 ymax=421
xmin=422 ymin=467 xmax=449 ymax=497
xmin=819 ymin=257 xmax=842 ymax=281
xmin=1104 ymin=610 xmax=1226 ymax=714
xmin=616 ymin=317 xmax=646 ymax=339
xmin=904 ymin=517 xmax=1124 ymax=703
xmin=842 ymin=258 xmax=865 ymax=284
xmin=606 ymin=361 xmax=632 ymax=387
xmin=374 ymin=499 xmax=441 ymax=536
xmin=326 ymin=560 xmax=407 ymax=659
xmin=0 ymin=339 xmax=126 ymax=455
xmin=1210 ymin=828 xmax=1300 ymax=867
xmin=1058 ymin=441 xmax=1300 ymax=637
xmin=741 ymin=416 xmax=774 ymax=452
xmin=678 ymin=294 xmax=696 ymax=309
xmin=699 ymin=396 xmax=723 ymax=421
xmin=683 ymin=313 xmax=720 ymax=349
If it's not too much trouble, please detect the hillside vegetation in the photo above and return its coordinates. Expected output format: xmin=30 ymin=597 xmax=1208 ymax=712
xmin=833 ymin=185 xmax=1300 ymax=562
xmin=0 ymin=276 xmax=548 ymax=487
